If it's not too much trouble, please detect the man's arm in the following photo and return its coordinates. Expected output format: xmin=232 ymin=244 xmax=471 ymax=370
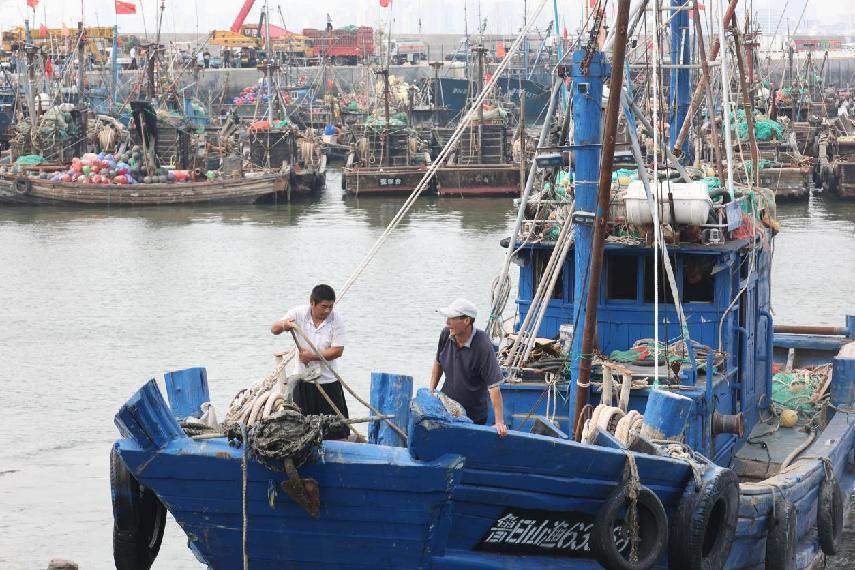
xmin=430 ymin=360 xmax=443 ymax=393
xmin=271 ymin=318 xmax=295 ymax=335
xmin=489 ymin=386 xmax=508 ymax=437
xmin=299 ymin=346 xmax=344 ymax=365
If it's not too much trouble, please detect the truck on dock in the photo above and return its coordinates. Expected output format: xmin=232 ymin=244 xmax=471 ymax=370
xmin=303 ymin=26 xmax=374 ymax=65
xmin=389 ymin=39 xmax=427 ymax=65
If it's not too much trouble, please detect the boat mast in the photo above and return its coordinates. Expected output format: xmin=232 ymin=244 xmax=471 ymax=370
xmin=77 ymin=22 xmax=86 ymax=105
xmin=111 ymin=25 xmax=119 ymax=106
xmin=264 ymin=0 xmax=274 ymax=122
xmin=570 ymin=0 xmax=631 ymax=435
xmin=669 ymin=0 xmax=692 ymax=161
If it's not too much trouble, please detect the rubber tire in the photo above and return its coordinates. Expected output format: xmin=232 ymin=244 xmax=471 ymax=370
xmin=14 ymin=176 xmax=31 ymax=195
xmin=765 ymin=498 xmax=796 ymax=570
xmin=110 ymin=446 xmax=167 ymax=570
xmin=818 ymin=473 xmax=844 ymax=555
xmin=592 ymin=484 xmax=668 ymax=570
xmin=669 ymin=467 xmax=740 ymax=570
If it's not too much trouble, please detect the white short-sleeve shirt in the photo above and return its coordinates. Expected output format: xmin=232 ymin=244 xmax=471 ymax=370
xmin=283 ymin=304 xmax=347 ymax=384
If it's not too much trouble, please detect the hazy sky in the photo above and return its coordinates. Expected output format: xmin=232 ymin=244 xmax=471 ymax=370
xmin=0 ymin=0 xmax=848 ymax=36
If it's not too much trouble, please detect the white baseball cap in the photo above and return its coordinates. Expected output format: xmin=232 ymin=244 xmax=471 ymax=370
xmin=437 ymin=298 xmax=478 ymax=319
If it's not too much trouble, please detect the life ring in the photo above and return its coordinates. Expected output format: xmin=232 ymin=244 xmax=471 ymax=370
xmin=591 ymin=483 xmax=668 ymax=570
xmin=669 ymin=466 xmax=739 ymax=569
xmin=765 ymin=498 xmax=796 ymax=570
xmin=818 ymin=470 xmax=844 ymax=555
xmin=110 ymin=446 xmax=166 ymax=570
xmin=14 ymin=176 xmax=31 ymax=195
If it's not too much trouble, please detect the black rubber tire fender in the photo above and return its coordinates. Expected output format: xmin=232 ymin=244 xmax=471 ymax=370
xmin=110 ymin=446 xmax=167 ymax=570
xmin=14 ymin=176 xmax=31 ymax=195
xmin=591 ymin=483 xmax=668 ymax=570
xmin=765 ymin=498 xmax=796 ymax=570
xmin=668 ymin=467 xmax=740 ymax=570
xmin=818 ymin=471 xmax=844 ymax=555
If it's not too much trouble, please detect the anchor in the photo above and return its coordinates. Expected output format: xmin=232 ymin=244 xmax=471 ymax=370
xmin=280 ymin=456 xmax=320 ymax=518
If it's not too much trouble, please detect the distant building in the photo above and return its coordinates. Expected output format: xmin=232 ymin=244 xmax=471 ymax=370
xmin=791 ymin=36 xmax=844 ymax=52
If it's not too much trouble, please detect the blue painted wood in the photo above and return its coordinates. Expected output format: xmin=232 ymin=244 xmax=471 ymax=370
xmin=773 ymin=332 xmax=847 ymax=351
xmin=164 ymin=367 xmax=209 ymax=419
xmin=368 ymin=372 xmax=412 ymax=447
xmin=831 ymin=354 xmax=855 ymax=407
xmin=114 ymin=379 xmax=185 ymax=450
xmin=726 ymin=408 xmax=855 ymax=569
xmin=117 ymin=436 xmax=463 ymax=568
xmin=593 ymin=427 xmax=625 ymax=449
xmin=641 ymin=388 xmax=695 ymax=440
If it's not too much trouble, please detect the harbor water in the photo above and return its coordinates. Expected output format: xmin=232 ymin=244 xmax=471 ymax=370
xmin=0 ymin=172 xmax=853 ymax=568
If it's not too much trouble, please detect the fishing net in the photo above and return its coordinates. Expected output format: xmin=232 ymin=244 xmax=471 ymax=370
xmin=611 ymin=168 xmax=638 ymax=182
xmin=725 ymin=109 xmax=784 ymax=142
xmin=608 ymin=338 xmax=725 ymax=372
xmin=771 ymin=364 xmax=832 ymax=419
xmin=227 ymin=402 xmax=347 ymax=470
xmin=14 ymin=154 xmax=45 ymax=165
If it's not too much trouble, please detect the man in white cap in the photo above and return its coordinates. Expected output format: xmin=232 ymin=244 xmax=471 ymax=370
xmin=430 ymin=298 xmax=508 ymax=437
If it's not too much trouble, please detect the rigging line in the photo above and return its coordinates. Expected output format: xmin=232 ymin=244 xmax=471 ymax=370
xmin=338 ymin=0 xmax=552 ymax=302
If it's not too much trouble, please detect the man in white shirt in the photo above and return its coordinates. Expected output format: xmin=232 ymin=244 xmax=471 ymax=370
xmin=271 ymin=284 xmax=349 ymax=438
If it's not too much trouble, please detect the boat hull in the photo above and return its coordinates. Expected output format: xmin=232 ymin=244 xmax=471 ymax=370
xmin=342 ymin=166 xmax=436 ymax=196
xmin=0 ymin=174 xmax=289 ymax=206
xmin=435 ymin=165 xmax=521 ymax=197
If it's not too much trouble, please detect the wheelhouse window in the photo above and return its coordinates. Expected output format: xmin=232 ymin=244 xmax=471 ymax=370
xmin=682 ymin=255 xmax=715 ymax=303
xmin=643 ymin=255 xmax=676 ymax=303
xmin=532 ymin=249 xmax=563 ymax=300
xmin=607 ymin=255 xmax=638 ymax=301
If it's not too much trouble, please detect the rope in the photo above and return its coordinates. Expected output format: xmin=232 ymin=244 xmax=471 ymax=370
xmin=291 ymin=323 xmax=407 ymax=442
xmin=623 ymin=451 xmax=641 ymax=564
xmin=615 ymin=410 xmax=644 ymax=448
xmin=337 ymin=0 xmax=552 ymax=301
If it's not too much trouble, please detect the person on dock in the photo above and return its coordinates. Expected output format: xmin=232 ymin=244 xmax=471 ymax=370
xmin=430 ymin=298 xmax=508 ymax=437
xmin=271 ymin=284 xmax=350 ymax=439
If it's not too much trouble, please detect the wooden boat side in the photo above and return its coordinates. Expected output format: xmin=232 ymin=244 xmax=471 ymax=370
xmin=0 ymin=173 xmax=289 ymax=206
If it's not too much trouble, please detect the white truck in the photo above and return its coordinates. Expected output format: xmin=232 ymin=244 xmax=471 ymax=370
xmin=390 ymin=40 xmax=427 ymax=65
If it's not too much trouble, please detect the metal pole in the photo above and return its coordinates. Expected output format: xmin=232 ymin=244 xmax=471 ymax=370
xmin=77 ymin=22 xmax=85 ymax=104
xmin=571 ymin=0 xmax=632 ymax=435
xmin=382 ymin=69 xmax=391 ymax=166
xmin=731 ymin=20 xmax=759 ymax=187
xmin=717 ymin=0 xmax=736 ymax=200
xmin=691 ymin=0 xmax=723 ymax=180
xmin=111 ymin=25 xmax=119 ymax=105
xmin=485 ymin=74 xmax=562 ymax=340
xmin=669 ymin=0 xmax=692 ymax=160
xmin=264 ymin=0 xmax=274 ymax=122
xmin=673 ymin=0 xmax=740 ymax=153
xmin=518 ymin=90 xmax=526 ymax=193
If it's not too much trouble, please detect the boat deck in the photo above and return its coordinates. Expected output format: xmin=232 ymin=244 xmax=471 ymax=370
xmin=733 ymin=419 xmax=817 ymax=481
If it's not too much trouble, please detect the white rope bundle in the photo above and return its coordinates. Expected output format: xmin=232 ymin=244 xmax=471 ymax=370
xmin=502 ymin=204 xmax=575 ymax=377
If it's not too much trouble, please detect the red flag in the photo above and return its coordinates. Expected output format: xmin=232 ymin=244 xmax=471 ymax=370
xmin=379 ymin=0 xmax=391 ymax=6
xmin=115 ymin=0 xmax=137 ymax=15
xmin=26 ymin=0 xmax=38 ymax=8
xmin=45 ymin=57 xmax=53 ymax=78
xmin=39 ymin=24 xmax=48 ymax=38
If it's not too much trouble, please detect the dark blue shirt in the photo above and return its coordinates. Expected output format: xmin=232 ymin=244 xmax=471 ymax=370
xmin=436 ymin=327 xmax=504 ymax=423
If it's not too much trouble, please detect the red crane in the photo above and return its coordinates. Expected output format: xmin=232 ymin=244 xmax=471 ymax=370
xmin=230 ymin=0 xmax=257 ymax=33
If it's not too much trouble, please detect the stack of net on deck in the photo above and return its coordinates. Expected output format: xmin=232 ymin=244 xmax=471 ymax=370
xmin=771 ymin=364 xmax=832 ymax=421
xmin=226 ymin=403 xmax=347 ymax=470
xmin=725 ymin=109 xmax=785 ymax=142
xmin=607 ymin=338 xmax=726 ymax=373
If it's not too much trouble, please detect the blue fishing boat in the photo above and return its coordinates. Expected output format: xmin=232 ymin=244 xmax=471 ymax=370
xmin=110 ymin=4 xmax=855 ymax=569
